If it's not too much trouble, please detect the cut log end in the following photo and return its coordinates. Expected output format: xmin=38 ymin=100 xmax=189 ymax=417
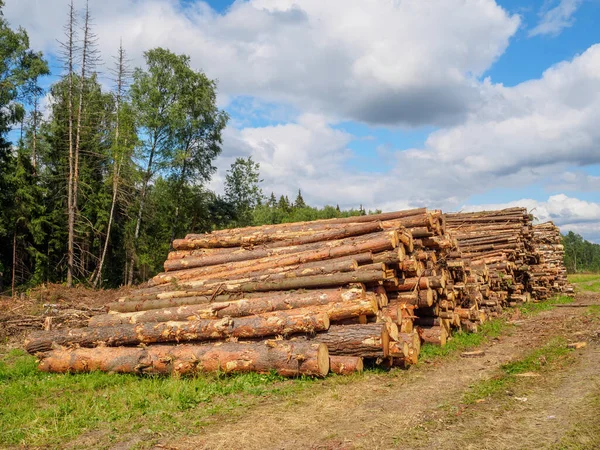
xmin=329 ymin=355 xmax=363 ymax=375
xmin=317 ymin=343 xmax=331 ymax=376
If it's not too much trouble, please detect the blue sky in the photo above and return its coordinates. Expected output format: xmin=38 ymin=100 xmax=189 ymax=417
xmin=4 ymin=0 xmax=600 ymax=241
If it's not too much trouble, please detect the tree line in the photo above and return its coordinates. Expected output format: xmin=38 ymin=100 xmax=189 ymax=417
xmin=562 ymin=231 xmax=600 ymax=273
xmin=0 ymin=1 xmax=371 ymax=294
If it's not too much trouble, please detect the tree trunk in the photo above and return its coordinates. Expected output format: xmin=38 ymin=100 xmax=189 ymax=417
xmin=174 ymin=222 xmax=383 ymax=250
xmin=329 ymin=355 xmax=363 ymax=374
xmin=31 ymin=95 xmax=38 ymax=175
xmin=152 ymin=231 xmax=397 ymax=285
xmin=127 ymin=140 xmax=156 ymax=286
xmin=92 ymin=288 xmax=370 ymax=326
xmin=165 ymin=234 xmax=376 ymax=271
xmin=393 ymin=331 xmax=421 ymax=365
xmin=313 ymin=323 xmax=395 ymax=358
xmin=108 ymin=287 xmax=365 ymax=314
xmin=162 ymin=256 xmax=359 ymax=287
xmin=11 ymin=228 xmax=16 ymax=298
xmin=66 ymin=1 xmax=76 ymax=288
xmin=37 ymin=340 xmax=329 ymax=377
xmin=93 ymin=43 xmax=126 ymax=288
xmin=25 ymin=309 xmax=330 ymax=353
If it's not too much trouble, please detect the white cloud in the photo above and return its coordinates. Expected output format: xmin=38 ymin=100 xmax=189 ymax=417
xmin=4 ymin=0 xmax=520 ymax=126
xmin=3 ymin=0 xmax=599 ymax=243
xmin=389 ymin=44 xmax=600 ymax=199
xmin=459 ymin=194 xmax=600 ymax=243
xmin=552 ymin=171 xmax=600 ymax=192
xmin=212 ymin=44 xmax=600 ymax=244
xmin=529 ymin=0 xmax=582 ymax=37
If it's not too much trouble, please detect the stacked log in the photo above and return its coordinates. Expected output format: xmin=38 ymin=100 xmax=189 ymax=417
xmin=24 ymin=207 xmax=571 ymax=377
xmin=27 ymin=209 xmax=433 ymax=376
xmin=446 ymin=208 xmax=533 ymax=313
xmin=445 ymin=209 xmax=571 ymax=325
xmin=530 ymin=222 xmax=572 ymax=297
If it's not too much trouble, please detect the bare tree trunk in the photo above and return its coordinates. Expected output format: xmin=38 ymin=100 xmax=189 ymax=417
xmin=127 ymin=145 xmax=155 ymax=286
xmin=71 ymin=2 xmax=93 ymax=285
xmin=65 ymin=0 xmax=76 ymax=287
xmin=11 ymin=228 xmax=17 ymax=298
xmin=31 ymin=95 xmax=38 ymax=175
xmin=94 ymin=42 xmax=127 ymax=288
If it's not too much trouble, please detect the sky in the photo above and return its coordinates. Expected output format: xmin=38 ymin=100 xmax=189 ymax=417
xmin=4 ymin=0 xmax=600 ymax=242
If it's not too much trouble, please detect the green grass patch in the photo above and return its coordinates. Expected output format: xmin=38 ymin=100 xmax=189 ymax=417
xmin=586 ymin=305 xmax=600 ymax=317
xmin=519 ymin=295 xmax=574 ymax=315
xmin=463 ymin=337 xmax=575 ymax=404
xmin=577 ymin=280 xmax=600 ymax=293
xmin=567 ymin=273 xmax=600 ymax=284
xmin=419 ymin=318 xmax=507 ymax=363
xmin=0 ymin=349 xmax=317 ymax=447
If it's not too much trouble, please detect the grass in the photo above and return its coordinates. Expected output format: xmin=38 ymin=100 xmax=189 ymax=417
xmin=463 ymin=336 xmax=575 ymax=404
xmin=567 ymin=273 xmax=600 ymax=284
xmin=568 ymin=273 xmax=600 ymax=292
xmin=586 ymin=305 xmax=600 ymax=317
xmin=519 ymin=295 xmax=574 ymax=315
xmin=555 ymin=389 xmax=600 ymax=450
xmin=0 ymin=349 xmax=317 ymax=448
xmin=0 ymin=287 xmax=589 ymax=448
xmin=419 ymin=318 xmax=506 ymax=362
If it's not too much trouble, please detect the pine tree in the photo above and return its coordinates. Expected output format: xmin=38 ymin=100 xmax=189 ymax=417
xmin=294 ymin=189 xmax=306 ymax=208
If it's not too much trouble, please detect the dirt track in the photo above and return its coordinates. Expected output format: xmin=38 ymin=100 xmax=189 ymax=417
xmin=154 ymin=291 xmax=600 ymax=450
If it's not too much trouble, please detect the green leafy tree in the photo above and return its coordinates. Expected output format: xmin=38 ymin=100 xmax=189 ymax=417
xmin=225 ymin=156 xmax=263 ymax=226
xmin=168 ymin=57 xmax=228 ymax=243
xmin=127 ymin=48 xmax=186 ymax=284
xmin=562 ymin=231 xmax=600 ymax=273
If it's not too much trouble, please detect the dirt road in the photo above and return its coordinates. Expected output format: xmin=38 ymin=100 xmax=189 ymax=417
xmin=156 ymin=291 xmax=600 ymax=450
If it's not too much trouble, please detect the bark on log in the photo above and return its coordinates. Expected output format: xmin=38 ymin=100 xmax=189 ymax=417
xmin=313 ymin=323 xmax=393 ymax=357
xmin=108 ymin=285 xmax=369 ymax=314
xmin=372 ymin=248 xmax=406 ymax=264
xmin=174 ymin=222 xmax=383 ymax=250
xmin=141 ymin=270 xmax=387 ymax=304
xmin=94 ymin=289 xmax=370 ymax=326
xmin=329 ymin=355 xmax=364 ymax=375
xmin=152 ymin=231 xmax=397 ymax=285
xmin=25 ymin=310 xmax=330 ymax=353
xmin=392 ymin=276 xmax=445 ymax=292
xmin=37 ymin=341 xmax=329 ymax=377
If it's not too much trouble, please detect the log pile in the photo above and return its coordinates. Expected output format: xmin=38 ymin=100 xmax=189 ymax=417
xmin=530 ymin=222 xmax=572 ymax=297
xmin=24 ymin=207 xmax=571 ymax=377
xmin=445 ymin=208 xmax=572 ymax=319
